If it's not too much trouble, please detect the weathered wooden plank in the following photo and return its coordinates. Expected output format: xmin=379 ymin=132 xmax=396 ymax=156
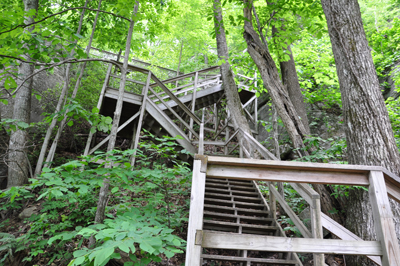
xmin=145 ymin=100 xmax=196 ymax=154
xmin=148 ymin=86 xmax=199 ymax=139
xmin=369 ymin=170 xmax=400 ymax=266
xmin=151 ymin=73 xmax=201 ymax=125
xmin=270 ymin=185 xmax=312 ymax=238
xmin=290 ymin=183 xmax=319 ymax=205
xmin=205 ymin=156 xmax=389 ymax=174
xmin=311 ymin=197 xmax=324 ymax=266
xmin=110 ymin=73 xmax=146 ymax=85
xmin=206 ymin=164 xmax=370 ymax=185
xmin=193 ymin=141 xmax=225 ymax=145
xmin=104 ymin=88 xmax=143 ymax=106
xmin=199 ymin=123 xmax=204 ymax=155
xmin=321 ymin=212 xmax=382 ymax=265
xmin=88 ymin=111 xmax=140 ymax=155
xmin=201 ymin=254 xmax=298 ymax=264
xmin=185 ymin=160 xmax=206 ymax=266
xmin=201 ymin=231 xmax=383 ymax=256
xmin=242 ymin=131 xmax=278 ymax=160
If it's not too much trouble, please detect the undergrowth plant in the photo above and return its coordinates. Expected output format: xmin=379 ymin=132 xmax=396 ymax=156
xmin=0 ymin=134 xmax=191 ymax=266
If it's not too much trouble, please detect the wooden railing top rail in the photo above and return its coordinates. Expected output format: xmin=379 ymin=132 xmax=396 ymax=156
xmin=195 ymin=155 xmax=400 ymax=203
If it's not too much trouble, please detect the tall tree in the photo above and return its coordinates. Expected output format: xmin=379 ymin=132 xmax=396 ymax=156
xmin=213 ymin=0 xmax=252 ymax=136
xmin=321 ymin=0 xmax=400 ymax=264
xmin=7 ymin=0 xmax=38 ymax=187
xmin=243 ymin=0 xmax=344 ymax=224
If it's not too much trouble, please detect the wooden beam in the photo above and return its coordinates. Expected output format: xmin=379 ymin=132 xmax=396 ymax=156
xmin=321 ymin=213 xmax=382 ymax=265
xmin=290 ymin=183 xmax=319 ymax=205
xmin=270 ymin=185 xmax=312 ymax=238
xmin=201 ymin=231 xmax=383 ymax=256
xmin=88 ymin=110 xmax=140 ymax=155
xmin=206 ymin=164 xmax=370 ymax=186
xmin=151 ymin=73 xmax=201 ymax=125
xmin=185 ymin=160 xmax=206 ymax=266
xmin=205 ymin=156 xmax=391 ymax=174
xmin=369 ymin=170 xmax=400 ymax=266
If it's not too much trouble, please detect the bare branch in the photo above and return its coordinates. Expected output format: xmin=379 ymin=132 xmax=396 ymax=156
xmin=0 ymin=7 xmax=131 ymax=35
xmin=0 ymin=58 xmax=123 ymax=99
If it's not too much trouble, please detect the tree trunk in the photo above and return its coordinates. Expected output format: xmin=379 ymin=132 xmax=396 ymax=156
xmin=245 ymin=0 xmax=345 ymax=225
xmin=242 ymin=0 xmax=308 ymax=154
xmin=0 ymin=105 xmax=9 ymax=189
xmin=274 ymin=35 xmax=310 ymax=134
xmin=7 ymin=0 xmax=38 ymax=187
xmin=34 ymin=0 xmax=89 ymax=176
xmin=213 ymin=0 xmax=252 ymax=136
xmin=321 ymin=0 xmax=400 ymax=264
xmin=93 ymin=2 xmax=139 ymax=226
xmin=45 ymin=0 xmax=102 ymax=166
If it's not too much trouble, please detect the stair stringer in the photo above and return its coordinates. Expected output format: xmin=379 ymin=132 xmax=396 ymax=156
xmin=145 ymin=99 xmax=196 ymax=155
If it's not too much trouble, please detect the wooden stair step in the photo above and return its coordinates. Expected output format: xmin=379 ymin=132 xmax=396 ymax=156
xmin=205 ymin=187 xmax=260 ymax=197
xmin=203 ymin=211 xmax=274 ymax=225
xmin=205 ymin=192 xmax=263 ymax=203
xmin=204 ymin=198 xmax=265 ymax=208
xmin=204 ymin=204 xmax=269 ymax=217
xmin=203 ymin=220 xmax=278 ymax=231
xmin=201 ymin=254 xmax=298 ymax=265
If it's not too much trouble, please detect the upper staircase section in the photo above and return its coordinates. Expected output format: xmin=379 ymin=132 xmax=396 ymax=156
xmin=86 ymin=60 xmax=259 ymax=159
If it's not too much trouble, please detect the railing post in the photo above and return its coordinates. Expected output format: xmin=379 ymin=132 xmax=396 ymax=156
xmin=311 ymin=195 xmax=324 ymax=266
xmin=369 ymin=170 xmax=400 ymax=266
xmin=189 ymin=72 xmax=199 ymax=140
xmin=185 ymin=159 xmax=206 ymax=266
xmin=268 ymin=182 xmax=277 ymax=221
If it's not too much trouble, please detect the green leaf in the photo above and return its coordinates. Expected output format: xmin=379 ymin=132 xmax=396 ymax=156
xmin=93 ymin=247 xmax=114 ymax=266
xmin=67 ymin=120 xmax=74 ymax=126
xmin=111 ymin=187 xmax=119 ymax=194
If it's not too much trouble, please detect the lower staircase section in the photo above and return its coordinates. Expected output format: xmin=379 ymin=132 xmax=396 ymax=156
xmin=198 ymin=177 xmax=302 ymax=266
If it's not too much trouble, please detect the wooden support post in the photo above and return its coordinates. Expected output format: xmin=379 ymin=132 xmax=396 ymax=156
xmin=268 ymin=182 xmax=277 ymax=220
xmin=84 ymin=63 xmax=113 ymax=155
xmin=224 ymin=115 xmax=229 ymax=155
xmin=369 ymin=170 xmax=400 ymax=266
xmin=185 ymin=159 xmax=206 ymax=266
xmin=189 ymin=72 xmax=199 ymax=140
xmin=131 ymin=71 xmax=152 ymax=165
xmin=311 ymin=196 xmax=324 ymax=266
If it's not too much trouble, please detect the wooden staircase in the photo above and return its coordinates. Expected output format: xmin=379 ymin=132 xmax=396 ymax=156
xmin=83 ymin=59 xmax=400 ymax=266
xmin=201 ymin=177 xmax=302 ymax=265
xmin=84 ymin=62 xmax=258 ymax=161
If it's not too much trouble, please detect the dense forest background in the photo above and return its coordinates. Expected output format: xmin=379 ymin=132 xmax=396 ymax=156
xmin=1 ymin=0 xmax=400 ymax=265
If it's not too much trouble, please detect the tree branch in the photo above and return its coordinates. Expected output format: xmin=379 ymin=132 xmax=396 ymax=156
xmin=0 ymin=58 xmax=123 ymax=99
xmin=0 ymin=7 xmax=131 ymax=35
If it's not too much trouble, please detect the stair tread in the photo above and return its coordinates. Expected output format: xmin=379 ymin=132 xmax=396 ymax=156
xmin=204 ymin=198 xmax=264 ymax=207
xmin=205 ymin=192 xmax=261 ymax=201
xmin=203 ymin=219 xmax=278 ymax=230
xmin=203 ymin=211 xmax=273 ymax=221
xmin=201 ymin=254 xmax=297 ymax=264
xmin=204 ymin=204 xmax=268 ymax=214
xmin=205 ymin=187 xmax=258 ymax=196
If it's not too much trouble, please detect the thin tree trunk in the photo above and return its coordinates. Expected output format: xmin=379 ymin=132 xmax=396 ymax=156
xmin=271 ymin=25 xmax=310 ymax=134
xmin=93 ymin=2 xmax=139 ymax=226
xmin=242 ymin=0 xmax=308 ymax=155
xmin=45 ymin=0 xmax=103 ymax=167
xmin=0 ymin=105 xmax=9 ymax=189
xmin=7 ymin=0 xmax=38 ymax=187
xmin=321 ymin=0 xmax=400 ymax=264
xmin=34 ymin=0 xmax=89 ymax=176
xmin=213 ymin=0 xmax=252 ymax=137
